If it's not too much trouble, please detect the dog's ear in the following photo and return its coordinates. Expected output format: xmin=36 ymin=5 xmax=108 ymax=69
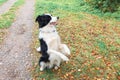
xmin=35 ymin=14 xmax=51 ymax=28
xmin=35 ymin=15 xmax=41 ymax=22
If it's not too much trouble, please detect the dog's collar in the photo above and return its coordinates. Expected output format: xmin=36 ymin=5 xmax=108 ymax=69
xmin=39 ymin=29 xmax=57 ymax=33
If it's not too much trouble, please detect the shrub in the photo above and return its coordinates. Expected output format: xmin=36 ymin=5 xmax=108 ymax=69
xmin=86 ymin=0 xmax=120 ymax=12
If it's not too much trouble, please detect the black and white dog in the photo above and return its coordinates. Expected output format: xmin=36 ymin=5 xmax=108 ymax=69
xmin=35 ymin=13 xmax=70 ymax=71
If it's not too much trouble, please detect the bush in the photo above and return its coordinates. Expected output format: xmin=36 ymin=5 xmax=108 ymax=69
xmin=86 ymin=0 xmax=120 ymax=12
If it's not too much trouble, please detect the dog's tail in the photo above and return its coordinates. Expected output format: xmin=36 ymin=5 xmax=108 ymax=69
xmin=48 ymin=49 xmax=69 ymax=61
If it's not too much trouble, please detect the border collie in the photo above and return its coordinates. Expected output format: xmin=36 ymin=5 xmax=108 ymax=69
xmin=35 ymin=13 xmax=70 ymax=71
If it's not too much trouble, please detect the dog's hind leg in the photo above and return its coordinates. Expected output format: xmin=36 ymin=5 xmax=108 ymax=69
xmin=48 ymin=59 xmax=54 ymax=69
xmin=39 ymin=62 xmax=46 ymax=71
xmin=59 ymin=44 xmax=70 ymax=56
xmin=54 ymin=59 xmax=61 ymax=70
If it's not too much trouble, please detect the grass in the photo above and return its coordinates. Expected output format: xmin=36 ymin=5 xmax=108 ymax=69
xmin=0 ymin=0 xmax=25 ymax=28
xmin=32 ymin=0 xmax=120 ymax=80
xmin=35 ymin=0 xmax=120 ymax=21
xmin=0 ymin=0 xmax=8 ymax=6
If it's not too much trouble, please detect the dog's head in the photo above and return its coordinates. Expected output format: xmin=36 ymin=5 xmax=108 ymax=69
xmin=36 ymin=13 xmax=59 ymax=28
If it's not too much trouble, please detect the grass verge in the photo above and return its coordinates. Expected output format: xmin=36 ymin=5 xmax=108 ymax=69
xmin=0 ymin=0 xmax=8 ymax=6
xmin=32 ymin=0 xmax=120 ymax=80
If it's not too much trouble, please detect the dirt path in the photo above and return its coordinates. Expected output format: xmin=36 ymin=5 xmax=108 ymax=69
xmin=0 ymin=0 xmax=35 ymax=80
xmin=0 ymin=0 xmax=17 ymax=14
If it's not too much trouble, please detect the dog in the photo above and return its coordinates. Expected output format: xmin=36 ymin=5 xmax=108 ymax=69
xmin=35 ymin=13 xmax=70 ymax=71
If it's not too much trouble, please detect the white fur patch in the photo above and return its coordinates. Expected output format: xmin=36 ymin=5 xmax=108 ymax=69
xmin=50 ymin=16 xmax=58 ymax=23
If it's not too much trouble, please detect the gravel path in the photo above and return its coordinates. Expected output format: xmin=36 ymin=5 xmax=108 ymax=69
xmin=0 ymin=0 xmax=35 ymax=80
xmin=0 ymin=0 xmax=17 ymax=14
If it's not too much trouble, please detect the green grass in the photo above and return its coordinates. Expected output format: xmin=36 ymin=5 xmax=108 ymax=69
xmin=35 ymin=0 xmax=120 ymax=21
xmin=35 ymin=0 xmax=80 ymax=17
xmin=0 ymin=0 xmax=25 ymax=28
xmin=32 ymin=0 xmax=120 ymax=80
xmin=0 ymin=0 xmax=8 ymax=6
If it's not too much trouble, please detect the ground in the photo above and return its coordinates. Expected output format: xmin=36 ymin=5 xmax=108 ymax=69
xmin=0 ymin=0 xmax=34 ymax=80
xmin=0 ymin=0 xmax=120 ymax=80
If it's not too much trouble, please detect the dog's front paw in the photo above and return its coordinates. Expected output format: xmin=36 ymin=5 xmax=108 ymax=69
xmin=65 ymin=49 xmax=70 ymax=56
xmin=36 ymin=47 xmax=41 ymax=52
xmin=60 ymin=44 xmax=70 ymax=56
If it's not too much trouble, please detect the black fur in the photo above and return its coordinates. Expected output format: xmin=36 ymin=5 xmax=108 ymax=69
xmin=36 ymin=15 xmax=51 ymax=28
xmin=39 ymin=38 xmax=49 ymax=66
xmin=36 ymin=14 xmax=51 ymax=66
